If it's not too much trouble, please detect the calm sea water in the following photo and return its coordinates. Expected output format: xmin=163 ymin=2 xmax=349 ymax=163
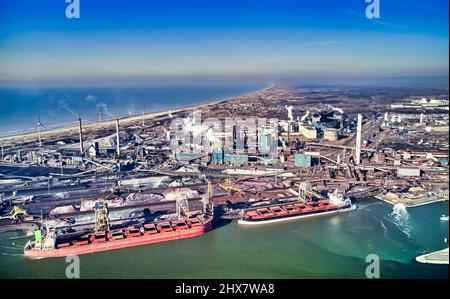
xmin=0 ymin=84 xmax=263 ymax=136
xmin=0 ymin=200 xmax=448 ymax=279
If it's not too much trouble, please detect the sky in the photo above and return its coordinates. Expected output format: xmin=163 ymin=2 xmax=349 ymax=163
xmin=0 ymin=0 xmax=448 ymax=86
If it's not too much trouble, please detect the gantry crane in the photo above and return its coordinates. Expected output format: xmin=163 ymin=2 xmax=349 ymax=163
xmin=176 ymin=195 xmax=191 ymax=219
xmin=297 ymin=182 xmax=326 ymax=201
xmin=94 ymin=200 xmax=110 ymax=232
xmin=202 ymin=182 xmax=214 ymax=216
xmin=218 ymin=179 xmax=242 ymax=194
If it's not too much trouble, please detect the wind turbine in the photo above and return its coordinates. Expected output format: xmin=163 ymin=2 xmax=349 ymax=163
xmin=35 ymin=114 xmax=46 ymax=147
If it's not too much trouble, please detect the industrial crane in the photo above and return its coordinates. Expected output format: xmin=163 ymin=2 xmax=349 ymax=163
xmin=218 ymin=179 xmax=242 ymax=194
xmin=176 ymin=196 xmax=191 ymax=219
xmin=0 ymin=206 xmax=28 ymax=223
xmin=94 ymin=200 xmax=110 ymax=232
xmin=202 ymin=182 xmax=214 ymax=216
xmin=296 ymin=183 xmax=326 ymax=201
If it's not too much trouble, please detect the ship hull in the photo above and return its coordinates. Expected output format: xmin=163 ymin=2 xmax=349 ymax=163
xmin=238 ymin=205 xmax=353 ymax=225
xmin=24 ymin=219 xmax=212 ymax=259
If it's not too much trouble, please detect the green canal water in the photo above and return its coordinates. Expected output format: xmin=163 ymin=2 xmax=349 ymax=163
xmin=0 ymin=199 xmax=448 ymax=279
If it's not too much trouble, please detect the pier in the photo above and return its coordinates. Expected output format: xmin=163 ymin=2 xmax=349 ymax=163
xmin=416 ymin=248 xmax=449 ymax=265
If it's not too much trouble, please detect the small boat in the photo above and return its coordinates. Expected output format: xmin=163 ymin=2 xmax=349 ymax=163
xmin=440 ymin=215 xmax=449 ymax=221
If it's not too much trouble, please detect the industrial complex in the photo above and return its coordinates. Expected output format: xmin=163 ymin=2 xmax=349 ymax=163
xmin=0 ymin=85 xmax=448 ymax=261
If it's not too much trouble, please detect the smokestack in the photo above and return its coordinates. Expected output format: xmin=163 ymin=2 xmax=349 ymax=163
xmin=356 ymin=114 xmax=362 ymax=165
xmin=287 ymin=123 xmax=291 ymax=144
xmin=78 ymin=118 xmax=84 ymax=154
xmin=116 ymin=119 xmax=120 ymax=157
xmin=420 ymin=113 xmax=424 ymax=125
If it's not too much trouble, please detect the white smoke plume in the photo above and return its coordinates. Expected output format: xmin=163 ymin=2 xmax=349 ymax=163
xmin=85 ymin=94 xmax=97 ymax=102
xmin=58 ymin=98 xmax=79 ymax=119
xmin=285 ymin=105 xmax=294 ymax=121
xmin=97 ymin=103 xmax=115 ymax=118
xmin=327 ymin=104 xmax=344 ymax=114
xmin=300 ymin=110 xmax=309 ymax=122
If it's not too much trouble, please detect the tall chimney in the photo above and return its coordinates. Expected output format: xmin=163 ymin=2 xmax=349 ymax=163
xmin=116 ymin=119 xmax=120 ymax=157
xmin=355 ymin=114 xmax=362 ymax=165
xmin=78 ymin=118 xmax=84 ymax=155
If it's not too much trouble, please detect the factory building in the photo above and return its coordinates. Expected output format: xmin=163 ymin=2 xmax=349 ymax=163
xmin=311 ymin=114 xmax=321 ymax=125
xmin=211 ymin=149 xmax=250 ymax=166
xmin=294 ymin=154 xmax=312 ymax=168
xmin=299 ymin=125 xmax=317 ymax=139
xmin=397 ymin=168 xmax=421 ymax=177
xmin=223 ymin=153 xmax=249 ymax=166
xmin=332 ymin=112 xmax=345 ymax=129
xmin=323 ymin=128 xmax=339 ymax=141
xmin=373 ymin=152 xmax=386 ymax=164
xmin=391 ymin=98 xmax=449 ymax=110
xmin=175 ymin=151 xmax=207 ymax=165
xmin=259 ymin=134 xmax=273 ymax=153
xmin=88 ymin=142 xmax=100 ymax=157
xmin=212 ymin=149 xmax=224 ymax=164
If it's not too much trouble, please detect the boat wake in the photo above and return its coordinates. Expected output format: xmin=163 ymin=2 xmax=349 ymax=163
xmin=378 ymin=218 xmax=388 ymax=233
xmin=0 ymin=245 xmax=23 ymax=251
xmin=391 ymin=203 xmax=408 ymax=218
xmin=385 ymin=203 xmax=412 ymax=238
xmin=0 ymin=252 xmax=23 ymax=257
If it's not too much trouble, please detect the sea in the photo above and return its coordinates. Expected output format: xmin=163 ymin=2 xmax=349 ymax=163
xmin=0 ymin=84 xmax=264 ymax=136
xmin=0 ymin=200 xmax=448 ymax=279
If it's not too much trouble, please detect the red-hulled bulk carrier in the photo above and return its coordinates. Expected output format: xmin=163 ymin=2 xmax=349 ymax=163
xmin=238 ymin=190 xmax=354 ymax=225
xmin=24 ymin=191 xmax=214 ymax=259
xmin=24 ymin=213 xmax=212 ymax=259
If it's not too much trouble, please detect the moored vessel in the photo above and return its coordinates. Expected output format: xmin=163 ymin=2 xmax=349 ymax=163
xmin=24 ymin=184 xmax=215 ymax=259
xmin=238 ymin=189 xmax=353 ymax=225
xmin=24 ymin=213 xmax=212 ymax=259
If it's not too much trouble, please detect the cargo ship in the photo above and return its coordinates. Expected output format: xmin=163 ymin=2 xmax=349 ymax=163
xmin=24 ymin=190 xmax=214 ymax=259
xmin=238 ymin=189 xmax=353 ymax=225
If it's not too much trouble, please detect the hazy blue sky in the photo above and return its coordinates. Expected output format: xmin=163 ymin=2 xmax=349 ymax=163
xmin=0 ymin=0 xmax=448 ymax=85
